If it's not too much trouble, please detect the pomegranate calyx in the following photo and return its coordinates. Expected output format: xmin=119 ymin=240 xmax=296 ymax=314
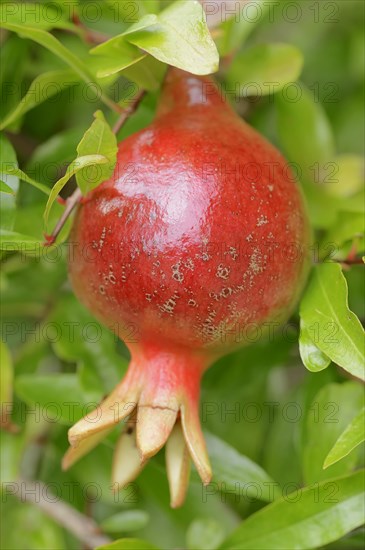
xmin=63 ymin=345 xmax=212 ymax=506
xmin=166 ymin=420 xmax=191 ymax=508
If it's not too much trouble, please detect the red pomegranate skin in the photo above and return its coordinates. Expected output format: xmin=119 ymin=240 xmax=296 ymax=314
xmin=69 ymin=69 xmax=311 ymax=359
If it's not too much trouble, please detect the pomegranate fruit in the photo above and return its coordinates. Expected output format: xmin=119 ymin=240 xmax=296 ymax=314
xmin=63 ymin=68 xmax=311 ymax=506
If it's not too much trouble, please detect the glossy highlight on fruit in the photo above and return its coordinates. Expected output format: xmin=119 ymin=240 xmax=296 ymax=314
xmin=63 ymin=68 xmax=311 ymax=507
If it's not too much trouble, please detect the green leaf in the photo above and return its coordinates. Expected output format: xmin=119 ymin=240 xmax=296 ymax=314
xmin=26 ymin=127 xmax=83 ymax=184
xmin=0 ymin=342 xmax=13 ymax=426
xmin=0 ymin=2 xmax=77 ymax=31
xmin=101 ymin=510 xmax=150 ymax=533
xmin=136 ymin=0 xmax=160 ymax=15
xmin=300 ymin=182 xmax=364 ymax=231
xmin=0 ymin=165 xmax=50 ymax=196
xmin=90 ymin=38 xmax=147 ymax=78
xmin=323 ymin=155 xmax=364 ymax=198
xmin=187 ymin=518 xmax=225 ymax=550
xmin=217 ymin=1 xmax=271 ymax=56
xmin=128 ymin=1 xmax=219 ymax=74
xmin=0 ymin=230 xmax=42 ymax=253
xmin=122 ymin=55 xmax=166 ymax=91
xmin=97 ymin=538 xmax=159 ymax=550
xmin=104 ymin=0 xmax=160 ymax=21
xmin=0 ymin=180 xmax=14 ymax=194
xmin=227 ymin=43 xmax=303 ymax=96
xmin=303 ymin=382 xmax=364 ymax=484
xmin=14 ymin=202 xmax=70 ymax=244
xmin=0 ymin=35 xmax=27 ymax=128
xmin=0 ymin=69 xmax=79 ymax=130
xmin=0 ymin=23 xmax=92 ymax=83
xmin=0 ymin=25 xmax=116 ymax=121
xmin=0 ymin=500 xmax=66 ymax=550
xmin=204 ymin=432 xmax=275 ymax=502
xmin=49 ymin=293 xmax=127 ymax=394
xmin=300 ymin=263 xmax=365 ymax=380
xmin=301 ymin=182 xmax=340 ymax=229
xmin=324 ymin=407 xmax=365 ymax=469
xmin=0 ymin=431 xmax=24 ymax=484
xmin=324 ymin=211 xmax=364 ymax=251
xmin=76 ymin=111 xmax=118 ymax=193
xmin=14 ymin=373 xmax=97 ymax=424
xmin=98 ymin=0 xmax=219 ymax=77
xmin=276 ymin=83 xmax=335 ymax=184
xmin=219 ymin=470 xmax=365 ymax=550
xmin=43 ymin=154 xmax=108 ymax=230
xmin=299 ymin=319 xmax=331 ymax=372
xmin=0 ymin=134 xmax=19 ymax=230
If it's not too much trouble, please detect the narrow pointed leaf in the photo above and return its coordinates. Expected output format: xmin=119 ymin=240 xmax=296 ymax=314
xmin=220 ymin=470 xmax=365 ymax=550
xmin=0 ymin=165 xmax=50 ymax=195
xmin=0 ymin=342 xmax=13 ymax=427
xmin=0 ymin=229 xmax=42 ymax=252
xmin=0 ymin=23 xmax=92 ymax=83
xmin=0 ymin=69 xmax=78 ymax=130
xmin=0 ymin=181 xmax=14 ymax=194
xmin=0 ymin=134 xmax=19 ymax=230
xmin=0 ymin=3 xmax=78 ymax=31
xmin=324 ymin=407 xmax=365 ymax=469
xmin=303 ymin=382 xmax=364 ymax=484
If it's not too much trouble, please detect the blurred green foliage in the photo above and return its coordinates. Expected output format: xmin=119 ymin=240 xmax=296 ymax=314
xmin=0 ymin=1 xmax=364 ymax=549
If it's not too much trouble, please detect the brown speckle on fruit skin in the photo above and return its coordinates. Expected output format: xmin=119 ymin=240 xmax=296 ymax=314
xmin=216 ymin=264 xmax=230 ymax=280
xmin=221 ymin=287 xmax=233 ymax=299
xmin=98 ymin=227 xmax=106 ymax=252
xmin=256 ymin=215 xmax=269 ymax=227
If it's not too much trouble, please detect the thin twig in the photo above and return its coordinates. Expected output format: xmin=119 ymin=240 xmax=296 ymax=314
xmin=112 ymin=89 xmax=146 ymax=134
xmin=338 ymin=258 xmax=364 ymax=267
xmin=45 ymin=89 xmax=146 ymax=245
xmin=11 ymin=479 xmax=111 ymax=549
xmin=44 ymin=189 xmax=82 ymax=246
